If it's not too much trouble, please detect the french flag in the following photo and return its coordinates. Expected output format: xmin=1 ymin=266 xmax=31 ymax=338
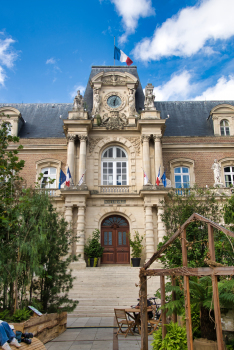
xmin=156 ymin=166 xmax=161 ymax=186
xmin=114 ymin=46 xmax=133 ymax=66
xmin=65 ymin=167 xmax=72 ymax=187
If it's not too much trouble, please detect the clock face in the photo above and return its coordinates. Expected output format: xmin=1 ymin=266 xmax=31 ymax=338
xmin=107 ymin=95 xmax=122 ymax=108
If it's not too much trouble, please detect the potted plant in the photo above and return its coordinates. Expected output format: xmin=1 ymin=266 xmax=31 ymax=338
xmin=129 ymin=231 xmax=144 ymax=267
xmin=84 ymin=229 xmax=104 ymax=267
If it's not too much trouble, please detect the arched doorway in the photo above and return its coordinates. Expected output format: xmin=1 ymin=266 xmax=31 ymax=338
xmin=101 ymin=215 xmax=130 ymax=264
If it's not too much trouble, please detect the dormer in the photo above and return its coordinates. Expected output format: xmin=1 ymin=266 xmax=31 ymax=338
xmin=210 ymin=104 xmax=234 ymax=136
xmin=0 ymin=107 xmax=24 ymax=136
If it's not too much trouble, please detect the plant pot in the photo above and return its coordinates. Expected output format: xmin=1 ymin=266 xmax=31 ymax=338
xmin=89 ymin=257 xmax=98 ymax=267
xmin=131 ymin=257 xmax=141 ymax=267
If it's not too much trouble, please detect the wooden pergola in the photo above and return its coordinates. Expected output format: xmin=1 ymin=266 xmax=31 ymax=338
xmin=139 ymin=213 xmax=234 ymax=350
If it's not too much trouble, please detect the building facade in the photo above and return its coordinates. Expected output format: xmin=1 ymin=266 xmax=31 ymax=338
xmin=1 ymin=65 xmax=234 ymax=269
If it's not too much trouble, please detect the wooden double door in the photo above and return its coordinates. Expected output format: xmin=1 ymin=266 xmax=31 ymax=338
xmin=101 ymin=215 xmax=130 ymax=264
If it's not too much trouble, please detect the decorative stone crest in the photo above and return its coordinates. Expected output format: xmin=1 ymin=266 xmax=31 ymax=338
xmin=73 ymin=90 xmax=84 ymax=110
xmin=144 ymin=83 xmax=156 ymax=110
xmin=100 ymin=111 xmax=127 ymax=130
xmin=102 ymin=74 xmax=126 ymax=85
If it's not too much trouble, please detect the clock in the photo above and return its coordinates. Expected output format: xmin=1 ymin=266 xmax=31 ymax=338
xmin=107 ymin=95 xmax=122 ymax=108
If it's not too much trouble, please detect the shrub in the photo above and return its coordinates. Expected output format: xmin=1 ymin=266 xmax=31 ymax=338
xmin=151 ymin=323 xmax=187 ymax=350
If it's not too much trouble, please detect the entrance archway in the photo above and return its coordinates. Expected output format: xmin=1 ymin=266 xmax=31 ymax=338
xmin=101 ymin=215 xmax=130 ymax=264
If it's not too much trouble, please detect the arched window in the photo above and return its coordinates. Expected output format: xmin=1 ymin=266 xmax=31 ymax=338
xmin=224 ymin=166 xmax=234 ymax=187
xmin=101 ymin=146 xmax=128 ymax=186
xmin=41 ymin=167 xmax=57 ymax=188
xmin=220 ymin=120 xmax=230 ymax=136
xmin=174 ymin=167 xmax=190 ymax=188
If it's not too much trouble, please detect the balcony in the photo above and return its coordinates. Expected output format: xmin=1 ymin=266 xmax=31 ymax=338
xmin=99 ymin=186 xmax=130 ymax=193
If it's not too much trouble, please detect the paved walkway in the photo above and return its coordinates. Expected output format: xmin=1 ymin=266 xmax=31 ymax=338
xmin=45 ymin=317 xmax=154 ymax=350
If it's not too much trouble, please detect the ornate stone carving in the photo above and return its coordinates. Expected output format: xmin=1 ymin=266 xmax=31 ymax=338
xmin=125 ymin=137 xmax=141 ymax=155
xmin=153 ymin=134 xmax=162 ymax=141
xmin=141 ymin=135 xmax=151 ymax=143
xmin=78 ymin=135 xmax=88 ymax=142
xmin=166 ymin=178 xmax=171 ymax=188
xmin=67 ymin=134 xmax=76 ymax=142
xmin=73 ymin=90 xmax=84 ymax=110
xmin=144 ymin=83 xmax=156 ymax=110
xmin=128 ymin=88 xmax=136 ymax=115
xmin=93 ymin=89 xmax=101 ymax=115
xmin=100 ymin=111 xmax=127 ymax=130
xmin=88 ymin=137 xmax=103 ymax=154
xmin=102 ymin=74 xmax=126 ymax=85
xmin=211 ymin=159 xmax=224 ymax=187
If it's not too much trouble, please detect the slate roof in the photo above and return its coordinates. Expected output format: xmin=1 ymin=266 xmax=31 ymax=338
xmin=156 ymin=100 xmax=234 ymax=137
xmin=1 ymin=66 xmax=234 ymax=138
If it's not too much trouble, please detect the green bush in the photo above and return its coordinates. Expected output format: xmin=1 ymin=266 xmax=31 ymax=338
xmin=12 ymin=308 xmax=32 ymax=322
xmin=151 ymin=323 xmax=187 ymax=350
xmin=128 ymin=231 xmax=144 ymax=258
xmin=84 ymin=229 xmax=104 ymax=258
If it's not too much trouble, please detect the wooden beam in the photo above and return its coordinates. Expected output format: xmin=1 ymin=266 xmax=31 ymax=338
xmin=142 ymin=266 xmax=234 ymax=277
xmin=143 ymin=213 xmax=234 ymax=270
xmin=140 ymin=275 xmax=148 ymax=350
xmin=181 ymin=228 xmax=187 ymax=266
xmin=160 ymin=275 xmax=167 ymax=339
xmin=184 ymin=275 xmax=193 ymax=350
xmin=208 ymin=224 xmax=216 ymax=261
xmin=212 ymin=275 xmax=225 ymax=350
xmin=171 ymin=276 xmax=177 ymax=323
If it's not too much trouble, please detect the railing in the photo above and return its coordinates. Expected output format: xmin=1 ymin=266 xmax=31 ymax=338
xmin=36 ymin=188 xmax=60 ymax=197
xmin=99 ymin=186 xmax=130 ymax=193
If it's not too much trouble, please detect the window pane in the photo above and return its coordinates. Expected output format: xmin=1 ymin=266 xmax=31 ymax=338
xmin=226 ymin=128 xmax=230 ymax=136
xmin=175 ymin=175 xmax=182 ymax=182
xmin=182 ymin=168 xmax=189 ymax=173
xmin=122 ymin=151 xmax=126 ymax=157
xmin=224 ymin=167 xmax=230 ymax=172
xmin=109 ymin=232 xmax=112 ymax=245
xmin=50 ymin=168 xmax=56 ymax=175
xmin=122 ymin=180 xmax=127 ymax=185
xmin=220 ymin=127 xmax=224 ymax=136
xmin=117 ymin=148 xmax=121 ymax=157
xmin=118 ymin=232 xmax=122 ymax=245
xmin=104 ymin=232 xmax=108 ymax=245
xmin=183 ymin=175 xmax=189 ymax=183
xmin=103 ymin=168 xmax=107 ymax=174
xmin=103 ymin=151 xmax=108 ymax=157
xmin=109 ymin=148 xmax=113 ymax=157
xmin=175 ymin=183 xmax=182 ymax=188
xmin=122 ymin=162 xmax=126 ymax=167
xmin=117 ymin=168 xmax=121 ymax=173
xmin=122 ymin=168 xmax=126 ymax=173
xmin=103 ymin=162 xmax=107 ymax=167
xmin=117 ymin=162 xmax=121 ymax=168
xmin=123 ymin=232 xmax=126 ymax=245
xmin=174 ymin=168 xmax=180 ymax=173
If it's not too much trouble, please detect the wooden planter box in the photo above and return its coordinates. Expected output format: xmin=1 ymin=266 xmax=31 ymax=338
xmin=12 ymin=312 xmax=67 ymax=344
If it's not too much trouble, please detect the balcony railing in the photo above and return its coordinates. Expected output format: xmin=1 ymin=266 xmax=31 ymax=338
xmin=99 ymin=186 xmax=130 ymax=193
xmin=36 ymin=188 xmax=60 ymax=197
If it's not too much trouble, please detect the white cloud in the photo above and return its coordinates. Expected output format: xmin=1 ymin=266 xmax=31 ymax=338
xmin=153 ymin=71 xmax=196 ymax=101
xmin=46 ymin=58 xmax=56 ymax=65
xmin=0 ymin=34 xmax=18 ymax=86
xmin=194 ymin=76 xmax=234 ymax=100
xmin=70 ymin=85 xmax=86 ymax=99
xmin=110 ymin=0 xmax=155 ymax=43
xmin=133 ymin=0 xmax=234 ymax=61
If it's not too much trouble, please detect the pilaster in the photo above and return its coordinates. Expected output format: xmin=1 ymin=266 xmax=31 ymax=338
xmin=141 ymin=135 xmax=151 ymax=184
xmin=144 ymin=205 xmax=155 ymax=261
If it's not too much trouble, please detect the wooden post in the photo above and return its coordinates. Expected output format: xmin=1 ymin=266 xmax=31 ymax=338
xmin=208 ymin=224 xmax=225 ymax=350
xmin=171 ymin=276 xmax=177 ymax=323
xmin=140 ymin=274 xmax=148 ymax=350
xmin=160 ymin=275 xmax=167 ymax=338
xmin=182 ymin=229 xmax=193 ymax=350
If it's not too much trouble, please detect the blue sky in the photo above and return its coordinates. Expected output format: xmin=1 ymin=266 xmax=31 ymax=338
xmin=1 ymin=0 xmax=234 ymax=103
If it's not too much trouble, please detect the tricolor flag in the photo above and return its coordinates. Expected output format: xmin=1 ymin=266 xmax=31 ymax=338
xmin=78 ymin=170 xmax=86 ymax=186
xmin=65 ymin=167 xmax=72 ymax=187
xmin=143 ymin=169 xmax=149 ymax=185
xmin=114 ymin=46 xmax=133 ymax=66
xmin=156 ymin=166 xmax=161 ymax=186
xmin=58 ymin=169 xmax=66 ymax=189
xmin=161 ymin=171 xmax=167 ymax=188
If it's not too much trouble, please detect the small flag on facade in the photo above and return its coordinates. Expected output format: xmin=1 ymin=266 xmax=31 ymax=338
xmin=114 ymin=46 xmax=133 ymax=66
xmin=156 ymin=166 xmax=161 ymax=186
xmin=78 ymin=170 xmax=86 ymax=186
xmin=65 ymin=167 xmax=72 ymax=187
xmin=143 ymin=169 xmax=149 ymax=185
xmin=58 ymin=169 xmax=66 ymax=189
xmin=161 ymin=171 xmax=167 ymax=187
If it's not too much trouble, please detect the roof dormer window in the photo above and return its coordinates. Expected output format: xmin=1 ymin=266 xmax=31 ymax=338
xmin=220 ymin=120 xmax=230 ymax=136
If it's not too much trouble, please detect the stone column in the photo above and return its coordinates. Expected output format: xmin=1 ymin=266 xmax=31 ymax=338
xmin=157 ymin=206 xmax=166 ymax=243
xmin=153 ymin=135 xmax=163 ymax=182
xmin=141 ymin=135 xmax=151 ymax=184
xmin=145 ymin=205 xmax=155 ymax=261
xmin=78 ymin=135 xmax=88 ymax=184
xmin=67 ymin=134 xmax=76 ymax=183
xmin=76 ymin=206 xmax=85 ymax=261
xmin=65 ymin=205 xmax=73 ymax=254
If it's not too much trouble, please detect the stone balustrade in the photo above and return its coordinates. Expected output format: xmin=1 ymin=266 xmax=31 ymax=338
xmin=99 ymin=185 xmax=130 ymax=193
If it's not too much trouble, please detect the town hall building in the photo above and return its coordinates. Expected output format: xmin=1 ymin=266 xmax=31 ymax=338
xmin=1 ymin=65 xmax=234 ymax=269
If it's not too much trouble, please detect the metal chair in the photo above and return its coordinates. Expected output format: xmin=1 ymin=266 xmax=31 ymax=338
xmin=114 ymin=309 xmax=135 ymax=337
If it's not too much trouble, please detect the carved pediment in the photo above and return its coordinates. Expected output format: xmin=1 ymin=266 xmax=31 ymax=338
xmin=210 ymin=104 xmax=234 ymax=115
xmin=90 ymin=71 xmax=138 ymax=87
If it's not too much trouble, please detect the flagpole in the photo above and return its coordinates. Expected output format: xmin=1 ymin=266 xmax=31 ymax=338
xmin=114 ymin=36 xmax=115 ymax=66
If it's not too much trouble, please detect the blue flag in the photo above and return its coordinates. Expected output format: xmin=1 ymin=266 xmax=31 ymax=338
xmin=161 ymin=171 xmax=167 ymax=188
xmin=58 ymin=169 xmax=66 ymax=189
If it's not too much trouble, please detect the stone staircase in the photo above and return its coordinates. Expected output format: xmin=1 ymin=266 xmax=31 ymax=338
xmin=68 ymin=266 xmax=160 ymax=317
